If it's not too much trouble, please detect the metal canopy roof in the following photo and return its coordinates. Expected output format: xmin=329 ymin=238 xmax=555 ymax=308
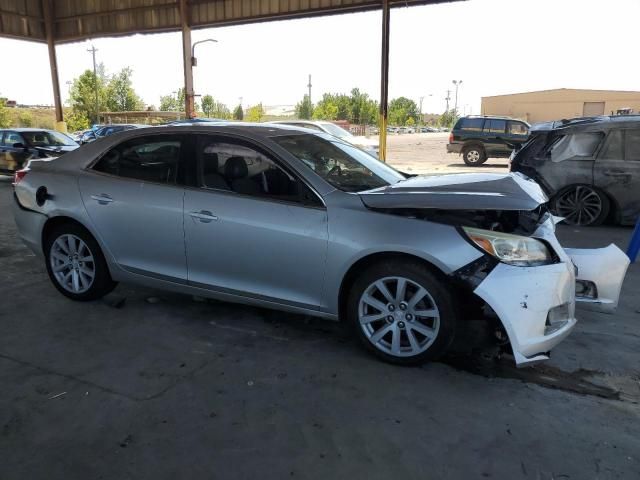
xmin=1 ymin=0 xmax=456 ymax=44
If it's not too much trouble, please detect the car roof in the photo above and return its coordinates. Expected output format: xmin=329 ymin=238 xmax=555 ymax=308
xmin=531 ymin=115 xmax=640 ymax=132
xmin=0 ymin=128 xmax=60 ymax=132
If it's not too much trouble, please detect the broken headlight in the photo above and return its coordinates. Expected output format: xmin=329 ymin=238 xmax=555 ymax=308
xmin=462 ymin=227 xmax=553 ymax=267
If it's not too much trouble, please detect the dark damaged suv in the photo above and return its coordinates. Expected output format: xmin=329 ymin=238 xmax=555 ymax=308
xmin=510 ymin=116 xmax=640 ymax=226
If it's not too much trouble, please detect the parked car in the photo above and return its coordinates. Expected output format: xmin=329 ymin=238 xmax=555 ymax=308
xmin=269 ymin=120 xmax=379 ymax=158
xmin=510 ymin=115 xmax=640 ymax=226
xmin=80 ymin=124 xmax=143 ymax=145
xmin=447 ymin=116 xmax=530 ymax=166
xmin=387 ymin=126 xmax=399 ymax=134
xmin=419 ymin=126 xmax=439 ymax=133
xmin=12 ymin=124 xmax=628 ymax=367
xmin=397 ymin=126 xmax=415 ymax=134
xmin=166 ymin=118 xmax=227 ymax=125
xmin=0 ymin=128 xmax=78 ymax=174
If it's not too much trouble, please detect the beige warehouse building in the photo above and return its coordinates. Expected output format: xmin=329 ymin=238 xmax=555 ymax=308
xmin=481 ymin=88 xmax=640 ymax=124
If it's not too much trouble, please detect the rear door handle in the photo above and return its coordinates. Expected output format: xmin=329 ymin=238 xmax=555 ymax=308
xmin=189 ymin=210 xmax=218 ymax=223
xmin=90 ymin=194 xmax=113 ymax=204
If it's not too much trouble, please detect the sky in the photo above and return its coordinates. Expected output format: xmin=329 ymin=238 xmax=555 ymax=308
xmin=1 ymin=0 xmax=639 ymax=115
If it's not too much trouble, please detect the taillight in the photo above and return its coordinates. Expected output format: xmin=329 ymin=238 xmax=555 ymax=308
xmin=13 ymin=169 xmax=28 ymax=186
xmin=449 ymin=132 xmax=454 ymax=143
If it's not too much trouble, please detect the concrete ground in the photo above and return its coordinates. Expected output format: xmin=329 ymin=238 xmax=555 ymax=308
xmin=0 ymin=140 xmax=639 ymax=479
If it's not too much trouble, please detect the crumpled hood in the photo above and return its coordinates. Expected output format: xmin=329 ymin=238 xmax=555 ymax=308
xmin=358 ymin=172 xmax=548 ymax=211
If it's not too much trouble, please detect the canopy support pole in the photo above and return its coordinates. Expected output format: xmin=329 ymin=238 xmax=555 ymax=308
xmin=378 ymin=0 xmax=390 ymax=161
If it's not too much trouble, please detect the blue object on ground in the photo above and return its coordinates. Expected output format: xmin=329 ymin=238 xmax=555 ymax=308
xmin=627 ymin=216 xmax=640 ymax=263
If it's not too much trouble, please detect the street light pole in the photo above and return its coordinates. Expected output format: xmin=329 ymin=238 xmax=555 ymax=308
xmin=87 ymin=45 xmax=99 ymax=124
xmin=189 ymin=38 xmax=218 ymax=119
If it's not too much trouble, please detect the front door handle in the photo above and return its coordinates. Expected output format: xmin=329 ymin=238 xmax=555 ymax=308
xmin=189 ymin=210 xmax=218 ymax=223
xmin=603 ymin=171 xmax=631 ymax=178
xmin=90 ymin=194 xmax=113 ymax=205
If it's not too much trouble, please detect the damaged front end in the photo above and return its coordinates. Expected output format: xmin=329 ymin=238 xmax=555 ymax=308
xmin=359 ymin=173 xmax=629 ymax=366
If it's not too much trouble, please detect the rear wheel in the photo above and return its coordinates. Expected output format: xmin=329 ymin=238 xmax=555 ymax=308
xmin=462 ymin=146 xmax=487 ymax=166
xmin=551 ymin=185 xmax=610 ymax=226
xmin=347 ymin=261 xmax=457 ymax=365
xmin=44 ymin=223 xmax=117 ymax=301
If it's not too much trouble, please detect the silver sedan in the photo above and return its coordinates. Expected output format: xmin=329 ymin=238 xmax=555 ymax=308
xmin=12 ymin=124 xmax=629 ymax=366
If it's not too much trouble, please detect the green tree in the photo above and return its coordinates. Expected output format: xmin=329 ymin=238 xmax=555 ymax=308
xmin=295 ymin=94 xmax=313 ymax=119
xmin=105 ymin=67 xmax=143 ymax=112
xmin=438 ymin=109 xmax=458 ymax=129
xmin=65 ymin=109 xmax=90 ymax=132
xmin=313 ymin=93 xmax=339 ymax=120
xmin=245 ymin=103 xmax=265 ymax=122
xmin=388 ymin=97 xmax=419 ymax=126
xmin=349 ymin=88 xmax=378 ymax=125
xmin=233 ymin=104 xmax=244 ymax=120
xmin=69 ymin=65 xmax=108 ymax=123
xmin=0 ymin=98 xmax=9 ymax=128
xmin=201 ymin=95 xmax=214 ymax=117
xmin=159 ymin=88 xmax=185 ymax=112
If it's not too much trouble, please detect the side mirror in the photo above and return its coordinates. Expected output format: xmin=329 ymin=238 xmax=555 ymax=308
xmin=12 ymin=142 xmax=26 ymax=149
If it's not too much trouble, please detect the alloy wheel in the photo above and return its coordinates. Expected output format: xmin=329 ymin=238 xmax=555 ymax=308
xmin=358 ymin=276 xmax=440 ymax=357
xmin=554 ymin=186 xmax=603 ymax=226
xmin=466 ymin=150 xmax=481 ymax=163
xmin=49 ymin=234 xmax=96 ymax=294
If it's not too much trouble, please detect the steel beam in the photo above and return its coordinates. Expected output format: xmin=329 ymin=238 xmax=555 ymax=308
xmin=378 ymin=0 xmax=390 ymax=161
xmin=42 ymin=0 xmax=65 ymax=131
xmin=180 ymin=0 xmax=195 ymax=118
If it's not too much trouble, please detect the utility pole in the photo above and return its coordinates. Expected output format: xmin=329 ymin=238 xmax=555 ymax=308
xmin=445 ymin=90 xmax=451 ymax=112
xmin=87 ymin=45 xmax=99 ymax=124
xmin=307 ymin=74 xmax=312 ymax=103
xmin=419 ymin=96 xmax=424 ymax=124
xmin=452 ymin=80 xmax=463 ymax=115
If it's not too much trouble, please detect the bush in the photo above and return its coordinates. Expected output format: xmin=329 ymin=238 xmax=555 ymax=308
xmin=18 ymin=111 xmax=33 ymax=127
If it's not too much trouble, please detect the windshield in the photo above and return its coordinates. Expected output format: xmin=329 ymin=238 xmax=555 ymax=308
xmin=273 ymin=134 xmax=405 ymax=192
xmin=22 ymin=131 xmax=77 ymax=147
xmin=320 ymin=123 xmax=353 ymax=138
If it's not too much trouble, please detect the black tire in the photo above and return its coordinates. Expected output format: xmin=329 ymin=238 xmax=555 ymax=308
xmin=347 ymin=260 xmax=457 ymax=366
xmin=551 ymin=185 xmax=610 ymax=226
xmin=44 ymin=222 xmax=117 ymax=301
xmin=462 ymin=145 xmax=487 ymax=166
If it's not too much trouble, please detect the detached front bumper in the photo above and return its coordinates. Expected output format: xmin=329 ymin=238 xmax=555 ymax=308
xmin=469 ymin=217 xmax=628 ymax=367
xmin=474 ymin=261 xmax=577 ymax=366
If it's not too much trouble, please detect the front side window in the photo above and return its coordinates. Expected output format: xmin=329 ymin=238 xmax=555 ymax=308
xmin=197 ymin=137 xmax=322 ymax=206
xmin=508 ymin=122 xmax=529 ymax=136
xmin=93 ymin=135 xmax=182 ymax=184
xmin=550 ymin=132 xmax=603 ymax=162
xmin=484 ymin=119 xmax=506 ymax=134
xmin=273 ymin=134 xmax=404 ymax=192
xmin=601 ymin=129 xmax=624 ymax=160
xmin=625 ymin=129 xmax=640 ymax=161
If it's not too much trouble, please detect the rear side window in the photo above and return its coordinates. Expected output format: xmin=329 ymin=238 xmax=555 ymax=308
xmin=550 ymin=132 xmax=603 ymax=162
xmin=459 ymin=118 xmax=484 ymax=132
xmin=625 ymin=129 xmax=640 ymax=161
xmin=508 ymin=122 xmax=529 ymax=136
xmin=93 ymin=135 xmax=182 ymax=184
xmin=2 ymin=132 xmax=24 ymax=146
xmin=484 ymin=119 xmax=506 ymax=134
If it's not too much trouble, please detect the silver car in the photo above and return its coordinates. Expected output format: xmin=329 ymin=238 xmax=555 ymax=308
xmin=12 ymin=124 xmax=629 ymax=366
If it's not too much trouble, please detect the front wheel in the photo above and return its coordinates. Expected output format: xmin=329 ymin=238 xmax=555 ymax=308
xmin=347 ymin=261 xmax=457 ymax=365
xmin=44 ymin=223 xmax=117 ymax=301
